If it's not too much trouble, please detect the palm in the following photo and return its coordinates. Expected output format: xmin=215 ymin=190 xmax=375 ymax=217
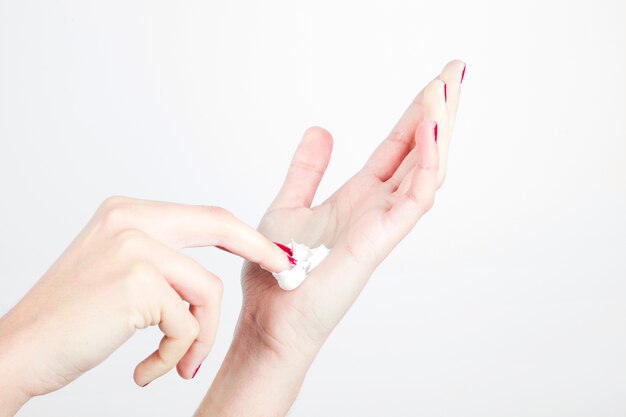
xmin=240 ymin=174 xmax=389 ymax=351
xmin=270 ymin=171 xmax=393 ymax=261
xmin=239 ymin=61 xmax=464 ymax=353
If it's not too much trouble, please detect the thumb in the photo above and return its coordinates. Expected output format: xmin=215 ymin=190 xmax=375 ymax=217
xmin=269 ymin=127 xmax=333 ymax=210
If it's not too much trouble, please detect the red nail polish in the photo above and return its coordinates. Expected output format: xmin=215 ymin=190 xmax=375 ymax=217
xmin=444 ymin=83 xmax=447 ymax=102
xmin=274 ymin=242 xmax=293 ymax=256
xmin=434 ymin=123 xmax=438 ymax=142
xmin=461 ymin=65 xmax=466 ymax=83
xmin=275 ymin=242 xmax=296 ymax=265
xmin=192 ymin=364 xmax=201 ymax=379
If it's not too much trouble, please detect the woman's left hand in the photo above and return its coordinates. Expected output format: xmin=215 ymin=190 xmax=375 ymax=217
xmin=196 ymin=60 xmax=466 ymax=417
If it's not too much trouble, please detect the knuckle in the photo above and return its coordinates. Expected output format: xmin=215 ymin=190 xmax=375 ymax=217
xmin=210 ymin=277 xmax=224 ymax=298
xmin=118 ymin=260 xmax=161 ymax=329
xmin=115 ymin=229 xmax=147 ymax=255
xmin=200 ymin=206 xmax=236 ymax=241
xmin=127 ymin=260 xmax=158 ymax=284
xmin=185 ymin=317 xmax=200 ymax=341
xmin=416 ymin=161 xmax=434 ymax=172
xmin=290 ymin=158 xmax=323 ymax=175
xmin=387 ymin=129 xmax=410 ymax=144
xmin=97 ymin=196 xmax=133 ymax=232
xmin=99 ymin=195 xmax=129 ymax=211
xmin=198 ymin=274 xmax=223 ymax=305
xmin=121 ymin=260 xmax=158 ymax=299
xmin=406 ymin=188 xmax=436 ymax=213
xmin=98 ymin=196 xmax=131 ymax=215
xmin=200 ymin=205 xmax=233 ymax=222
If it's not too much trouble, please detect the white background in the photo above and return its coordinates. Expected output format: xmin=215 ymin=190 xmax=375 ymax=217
xmin=1 ymin=1 xmax=625 ymax=416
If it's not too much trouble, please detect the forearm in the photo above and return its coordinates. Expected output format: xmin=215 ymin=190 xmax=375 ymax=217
xmin=194 ymin=320 xmax=317 ymax=417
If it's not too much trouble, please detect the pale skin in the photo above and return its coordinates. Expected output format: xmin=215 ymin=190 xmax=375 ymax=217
xmin=0 ymin=200 xmax=293 ymax=416
xmin=196 ymin=60 xmax=465 ymax=416
xmin=0 ymin=60 xmax=464 ymax=417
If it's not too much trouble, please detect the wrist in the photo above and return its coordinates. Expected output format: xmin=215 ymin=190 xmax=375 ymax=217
xmin=0 ymin=383 xmax=29 ymax=417
xmin=195 ymin=315 xmax=318 ymax=417
xmin=0 ymin=315 xmax=32 ymax=417
xmin=237 ymin=305 xmax=324 ymax=364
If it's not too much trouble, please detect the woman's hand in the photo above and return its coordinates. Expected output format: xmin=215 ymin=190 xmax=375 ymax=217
xmin=196 ymin=60 xmax=465 ymax=417
xmin=0 ymin=197 xmax=292 ymax=416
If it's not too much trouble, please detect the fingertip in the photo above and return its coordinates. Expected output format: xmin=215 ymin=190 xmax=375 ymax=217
xmin=274 ymin=240 xmax=297 ymax=265
xmin=165 ymin=357 xmax=199 ymax=381
xmin=134 ymin=366 xmax=150 ymax=388
xmin=176 ymin=361 xmax=199 ymax=380
xmin=301 ymin=126 xmax=334 ymax=167
xmin=441 ymin=59 xmax=466 ymax=81
xmin=274 ymin=241 xmax=295 ymax=270
xmin=269 ymin=125 xmax=334 ymax=210
xmin=303 ymin=126 xmax=333 ymax=145
xmin=259 ymin=241 xmax=293 ymax=273
xmin=423 ymin=79 xmax=446 ymax=110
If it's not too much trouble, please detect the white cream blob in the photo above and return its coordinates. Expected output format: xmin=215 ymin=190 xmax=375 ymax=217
xmin=272 ymin=240 xmax=330 ymax=291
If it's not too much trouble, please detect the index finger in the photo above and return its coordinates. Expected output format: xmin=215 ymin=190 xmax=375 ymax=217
xmin=95 ymin=197 xmax=292 ymax=273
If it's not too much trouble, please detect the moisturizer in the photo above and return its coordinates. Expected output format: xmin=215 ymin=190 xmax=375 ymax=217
xmin=272 ymin=240 xmax=330 ymax=291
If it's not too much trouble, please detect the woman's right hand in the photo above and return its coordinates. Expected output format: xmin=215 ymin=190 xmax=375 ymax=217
xmin=0 ymin=197 xmax=292 ymax=414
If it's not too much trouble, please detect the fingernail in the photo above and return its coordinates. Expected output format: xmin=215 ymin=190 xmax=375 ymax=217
xmin=444 ymin=83 xmax=447 ymax=102
xmin=142 ymin=381 xmax=150 ymax=387
xmin=274 ymin=242 xmax=296 ymax=267
xmin=192 ymin=364 xmax=201 ymax=379
xmin=273 ymin=242 xmax=293 ymax=256
xmin=461 ymin=65 xmax=466 ymax=83
xmin=434 ymin=123 xmax=438 ymax=142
